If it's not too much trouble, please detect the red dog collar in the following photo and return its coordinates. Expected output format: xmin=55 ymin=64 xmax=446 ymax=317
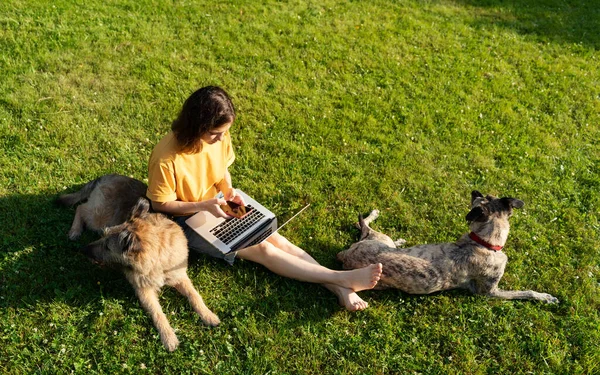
xmin=469 ymin=232 xmax=503 ymax=251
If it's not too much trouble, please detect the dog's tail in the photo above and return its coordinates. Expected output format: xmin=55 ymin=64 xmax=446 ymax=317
xmin=56 ymin=176 xmax=104 ymax=206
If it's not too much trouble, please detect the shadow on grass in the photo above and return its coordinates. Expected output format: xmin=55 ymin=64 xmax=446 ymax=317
xmin=0 ymin=190 xmax=347 ymax=326
xmin=452 ymin=0 xmax=600 ymax=49
xmin=0 ymin=190 xmax=132 ymax=310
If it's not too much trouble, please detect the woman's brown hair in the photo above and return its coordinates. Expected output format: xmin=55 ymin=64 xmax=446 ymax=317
xmin=171 ymin=86 xmax=236 ymax=153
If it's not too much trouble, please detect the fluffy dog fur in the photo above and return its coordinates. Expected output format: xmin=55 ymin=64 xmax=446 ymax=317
xmin=337 ymin=191 xmax=558 ymax=303
xmin=59 ymin=175 xmax=219 ymax=351
xmin=57 ymin=174 xmax=148 ymax=240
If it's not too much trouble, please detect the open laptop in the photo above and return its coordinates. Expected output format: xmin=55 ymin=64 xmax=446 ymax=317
xmin=185 ymin=189 xmax=309 ymax=255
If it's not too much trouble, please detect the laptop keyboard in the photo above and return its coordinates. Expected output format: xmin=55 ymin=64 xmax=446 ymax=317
xmin=210 ymin=205 xmax=266 ymax=245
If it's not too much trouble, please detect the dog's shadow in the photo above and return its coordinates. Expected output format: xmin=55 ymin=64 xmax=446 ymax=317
xmin=0 ymin=190 xmax=134 ymax=311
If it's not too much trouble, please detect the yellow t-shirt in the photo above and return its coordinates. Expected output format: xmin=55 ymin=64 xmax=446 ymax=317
xmin=146 ymin=131 xmax=235 ymax=204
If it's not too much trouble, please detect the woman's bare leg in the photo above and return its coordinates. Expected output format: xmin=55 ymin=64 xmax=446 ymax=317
xmin=265 ymin=234 xmax=372 ymax=311
xmin=236 ymin=234 xmax=382 ymax=309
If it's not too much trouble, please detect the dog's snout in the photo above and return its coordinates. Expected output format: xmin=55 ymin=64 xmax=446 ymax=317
xmin=81 ymin=242 xmax=103 ymax=260
xmin=80 ymin=244 xmax=95 ymax=257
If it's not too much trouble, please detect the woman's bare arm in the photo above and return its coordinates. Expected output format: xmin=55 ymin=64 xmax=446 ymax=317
xmin=215 ymin=169 xmax=246 ymax=205
xmin=151 ymin=198 xmax=229 ymax=218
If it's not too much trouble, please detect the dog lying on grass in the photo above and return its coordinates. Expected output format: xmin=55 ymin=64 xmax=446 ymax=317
xmin=58 ymin=175 xmax=220 ymax=351
xmin=337 ymin=191 xmax=558 ymax=303
xmin=57 ymin=174 xmax=148 ymax=240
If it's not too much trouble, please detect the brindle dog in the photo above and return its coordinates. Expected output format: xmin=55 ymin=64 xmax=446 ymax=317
xmin=59 ymin=175 xmax=220 ymax=351
xmin=337 ymin=191 xmax=558 ymax=303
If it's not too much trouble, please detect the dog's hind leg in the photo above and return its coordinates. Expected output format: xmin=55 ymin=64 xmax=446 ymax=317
xmin=136 ymin=287 xmax=180 ymax=352
xmin=68 ymin=204 xmax=87 ymax=240
xmin=68 ymin=203 xmax=104 ymax=240
xmin=358 ymin=210 xmax=380 ymax=240
xmin=172 ymin=277 xmax=220 ymax=326
xmin=357 ymin=210 xmax=398 ymax=247
xmin=362 ymin=209 xmax=380 ymax=226
xmin=354 ymin=209 xmax=379 ymax=229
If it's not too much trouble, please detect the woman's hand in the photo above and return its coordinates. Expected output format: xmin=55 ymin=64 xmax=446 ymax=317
xmin=199 ymin=198 xmax=229 ymax=218
xmin=223 ymin=187 xmax=247 ymax=206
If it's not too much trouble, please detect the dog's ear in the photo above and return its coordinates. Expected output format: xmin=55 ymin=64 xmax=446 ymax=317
xmin=130 ymin=198 xmax=150 ymax=220
xmin=471 ymin=190 xmax=484 ymax=204
xmin=118 ymin=229 xmax=143 ymax=253
xmin=466 ymin=206 xmax=486 ymax=222
xmin=103 ymin=223 xmax=126 ymax=236
xmin=501 ymin=197 xmax=524 ymax=209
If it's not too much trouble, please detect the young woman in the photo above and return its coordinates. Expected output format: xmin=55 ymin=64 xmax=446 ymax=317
xmin=147 ymin=86 xmax=382 ymax=311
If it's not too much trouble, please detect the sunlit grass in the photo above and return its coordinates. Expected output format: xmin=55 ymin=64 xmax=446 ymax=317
xmin=1 ymin=0 xmax=599 ymax=373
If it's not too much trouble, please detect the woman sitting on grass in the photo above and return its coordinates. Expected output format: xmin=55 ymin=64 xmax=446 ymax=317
xmin=146 ymin=85 xmax=383 ymax=311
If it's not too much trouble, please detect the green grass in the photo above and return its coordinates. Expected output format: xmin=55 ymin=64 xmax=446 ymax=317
xmin=1 ymin=0 xmax=599 ymax=373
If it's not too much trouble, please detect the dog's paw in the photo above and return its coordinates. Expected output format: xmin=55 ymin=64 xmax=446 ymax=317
xmin=366 ymin=209 xmax=380 ymax=221
xmin=394 ymin=238 xmax=407 ymax=247
xmin=161 ymin=333 xmax=180 ymax=352
xmin=68 ymin=230 xmax=82 ymax=241
xmin=541 ymin=294 xmax=559 ymax=304
xmin=202 ymin=311 xmax=221 ymax=327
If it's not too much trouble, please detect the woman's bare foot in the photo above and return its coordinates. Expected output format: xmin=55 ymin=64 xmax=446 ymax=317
xmin=324 ymin=284 xmax=369 ymax=311
xmin=340 ymin=263 xmax=382 ymax=292
xmin=340 ymin=290 xmax=369 ymax=311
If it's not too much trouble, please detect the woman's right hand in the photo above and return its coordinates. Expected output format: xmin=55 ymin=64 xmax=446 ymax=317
xmin=199 ymin=198 xmax=229 ymax=218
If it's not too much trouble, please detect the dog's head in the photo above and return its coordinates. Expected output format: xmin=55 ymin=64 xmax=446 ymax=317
xmin=466 ymin=190 xmax=524 ymax=234
xmin=81 ymin=198 xmax=150 ymax=268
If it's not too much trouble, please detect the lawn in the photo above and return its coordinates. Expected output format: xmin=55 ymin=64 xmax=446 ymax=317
xmin=1 ymin=0 xmax=599 ymax=373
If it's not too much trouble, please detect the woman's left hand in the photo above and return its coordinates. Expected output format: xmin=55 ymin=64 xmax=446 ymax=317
xmin=224 ymin=187 xmax=246 ymax=206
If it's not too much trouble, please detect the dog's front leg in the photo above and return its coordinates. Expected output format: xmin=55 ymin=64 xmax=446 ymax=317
xmin=474 ymin=279 xmax=558 ymax=304
xmin=136 ymin=287 xmax=180 ymax=351
xmin=172 ymin=277 xmax=220 ymax=326
xmin=486 ymin=288 xmax=559 ymax=304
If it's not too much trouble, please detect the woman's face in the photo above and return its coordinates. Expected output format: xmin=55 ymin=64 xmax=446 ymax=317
xmin=200 ymin=122 xmax=232 ymax=145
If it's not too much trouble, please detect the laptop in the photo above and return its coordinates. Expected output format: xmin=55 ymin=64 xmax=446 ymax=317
xmin=185 ymin=189 xmax=309 ymax=255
